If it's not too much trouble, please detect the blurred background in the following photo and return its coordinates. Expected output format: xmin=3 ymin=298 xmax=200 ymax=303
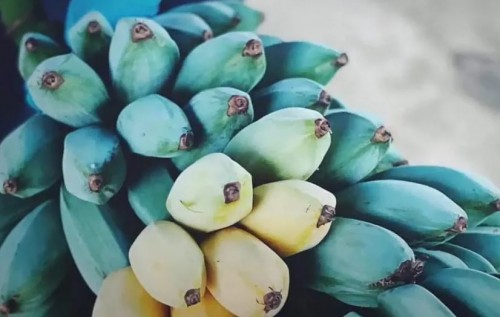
xmin=249 ymin=0 xmax=500 ymax=184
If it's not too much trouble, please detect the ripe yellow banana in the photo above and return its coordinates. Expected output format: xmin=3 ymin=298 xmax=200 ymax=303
xmin=240 ymin=179 xmax=337 ymax=257
xmin=129 ymin=221 xmax=206 ymax=308
xmin=201 ymin=227 xmax=289 ymax=317
xmin=92 ymin=267 xmax=170 ymax=317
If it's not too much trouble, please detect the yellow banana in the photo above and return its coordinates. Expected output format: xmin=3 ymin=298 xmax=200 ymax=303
xmin=201 ymin=227 xmax=289 ymax=317
xmin=240 ymin=179 xmax=336 ymax=257
xmin=171 ymin=290 xmax=235 ymax=317
xmin=92 ymin=267 xmax=170 ymax=317
xmin=129 ymin=221 xmax=206 ymax=308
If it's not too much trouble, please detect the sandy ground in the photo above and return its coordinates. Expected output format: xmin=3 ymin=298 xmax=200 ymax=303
xmin=247 ymin=0 xmax=500 ymax=184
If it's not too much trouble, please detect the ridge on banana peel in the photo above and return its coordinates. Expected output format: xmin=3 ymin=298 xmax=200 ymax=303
xmin=62 ymin=125 xmax=127 ymax=205
xmin=92 ymin=267 xmax=169 ymax=317
xmin=0 ymin=200 xmax=71 ymax=316
xmin=27 ymin=53 xmax=113 ymax=128
xmin=117 ymin=94 xmax=193 ymax=158
xmin=154 ymin=12 xmax=213 ymax=58
xmin=172 ymin=31 xmax=266 ymax=103
xmin=309 ymin=109 xmax=393 ymax=191
xmin=171 ymin=87 xmax=254 ymax=171
xmin=433 ymin=243 xmax=497 ymax=273
xmin=167 ymin=153 xmax=253 ymax=232
xmin=335 ymin=180 xmax=468 ymax=247
xmin=224 ymin=107 xmax=332 ymax=186
xmin=169 ymin=1 xmax=240 ymax=36
xmin=367 ymin=165 xmax=500 ymax=227
xmin=256 ymin=41 xmax=349 ymax=88
xmin=110 ymin=17 xmax=180 ymax=105
xmin=239 ymin=179 xmax=337 ymax=257
xmin=129 ymin=221 xmax=207 ymax=308
xmin=0 ymin=114 xmax=68 ymax=198
xmin=201 ymin=227 xmax=290 ymax=317
xmin=412 ymin=248 xmax=468 ymax=281
xmin=18 ymin=32 xmax=66 ymax=81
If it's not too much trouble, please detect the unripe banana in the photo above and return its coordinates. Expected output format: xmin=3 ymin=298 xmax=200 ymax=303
xmin=258 ymin=34 xmax=282 ymax=47
xmin=171 ymin=290 xmax=235 ymax=317
xmin=201 ymin=227 xmax=290 ymax=317
xmin=223 ymin=0 xmax=265 ymax=32
xmin=18 ymin=32 xmax=65 ymax=81
xmin=167 ymin=153 xmax=253 ymax=232
xmin=129 ymin=221 xmax=207 ymax=308
xmin=240 ymin=180 xmax=337 ymax=257
xmin=92 ymin=267 xmax=170 ymax=317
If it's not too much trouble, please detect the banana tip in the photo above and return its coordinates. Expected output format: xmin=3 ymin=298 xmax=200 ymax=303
xmin=393 ymin=160 xmax=409 ymax=167
xmin=87 ymin=20 xmax=102 ymax=34
xmin=25 ymin=37 xmax=38 ymax=52
xmin=314 ymin=118 xmax=332 ymax=138
xmin=224 ymin=181 xmax=241 ymax=203
xmin=0 ymin=298 xmax=18 ymax=315
xmin=184 ymin=289 xmax=201 ymax=307
xmin=371 ymin=126 xmax=393 ymax=143
xmin=179 ymin=131 xmax=194 ymax=150
xmin=227 ymin=95 xmax=249 ymax=116
xmin=318 ymin=90 xmax=332 ymax=106
xmin=131 ymin=22 xmax=153 ymax=42
xmin=334 ymin=53 xmax=349 ymax=68
xmin=449 ymin=216 xmax=468 ymax=233
xmin=258 ymin=287 xmax=283 ymax=313
xmin=3 ymin=179 xmax=18 ymax=195
xmin=370 ymin=259 xmax=425 ymax=288
xmin=88 ymin=174 xmax=104 ymax=192
xmin=316 ymin=205 xmax=336 ymax=227
xmin=202 ymin=30 xmax=213 ymax=41
xmin=242 ymin=39 xmax=263 ymax=57
xmin=41 ymin=71 xmax=64 ymax=90
xmin=492 ymin=199 xmax=500 ymax=211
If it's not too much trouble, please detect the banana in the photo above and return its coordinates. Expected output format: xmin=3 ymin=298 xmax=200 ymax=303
xmin=256 ymin=41 xmax=348 ymax=88
xmin=250 ymin=77 xmax=333 ymax=118
xmin=224 ymin=107 xmax=332 ymax=186
xmin=296 ymin=217 xmax=422 ymax=308
xmin=0 ymin=200 xmax=70 ymax=316
xmin=365 ymin=146 xmax=408 ymax=178
xmin=171 ymin=290 xmax=235 ymax=317
xmin=129 ymin=221 xmax=206 ymax=308
xmin=336 ymin=180 xmax=468 ymax=247
xmin=413 ymin=248 xmax=468 ymax=280
xmin=258 ymin=34 xmax=282 ymax=47
xmin=200 ymin=227 xmax=290 ymax=317
xmin=128 ymin=159 xmax=174 ymax=225
xmin=421 ymin=268 xmax=500 ymax=316
xmin=67 ymin=11 xmax=113 ymax=79
xmin=222 ymin=0 xmax=265 ymax=32
xmin=62 ymin=125 xmax=127 ymax=205
xmin=309 ymin=109 xmax=392 ymax=190
xmin=0 ymin=114 xmax=67 ymax=198
xmin=60 ymin=184 xmax=132 ymax=294
xmin=116 ymin=94 xmax=193 ymax=158
xmin=172 ymin=31 xmax=266 ymax=103
xmin=377 ymin=284 xmax=455 ymax=317
xmin=449 ymin=226 xmax=500 ymax=272
xmin=154 ymin=12 xmax=213 ymax=58
xmin=167 ymin=153 xmax=253 ymax=232
xmin=239 ymin=179 xmax=337 ymax=257
xmin=110 ymin=17 xmax=180 ymax=105
xmin=481 ymin=211 xmax=500 ymax=226
xmin=169 ymin=1 xmax=240 ymax=35
xmin=18 ymin=32 xmax=65 ymax=81
xmin=27 ymin=53 xmax=112 ymax=128
xmin=433 ymin=243 xmax=496 ymax=273
xmin=368 ymin=165 xmax=500 ymax=227
xmin=92 ymin=267 xmax=170 ymax=317
xmin=171 ymin=87 xmax=254 ymax=171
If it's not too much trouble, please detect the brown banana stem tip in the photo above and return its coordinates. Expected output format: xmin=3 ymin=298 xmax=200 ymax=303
xmin=184 ymin=289 xmax=201 ymax=307
xmin=242 ymin=39 xmax=263 ymax=57
xmin=314 ymin=118 xmax=332 ymax=138
xmin=88 ymin=174 xmax=104 ymax=192
xmin=393 ymin=160 xmax=409 ymax=167
xmin=492 ymin=199 xmax=500 ymax=211
xmin=41 ymin=71 xmax=64 ymax=90
xmin=25 ymin=38 xmax=38 ymax=52
xmin=316 ymin=205 xmax=336 ymax=227
xmin=3 ymin=179 xmax=18 ymax=195
xmin=231 ymin=15 xmax=241 ymax=27
xmin=318 ymin=90 xmax=332 ymax=106
xmin=448 ymin=216 xmax=468 ymax=233
xmin=87 ymin=20 xmax=101 ymax=34
xmin=178 ymin=131 xmax=194 ymax=150
xmin=334 ymin=53 xmax=349 ymax=68
xmin=257 ymin=287 xmax=283 ymax=313
xmin=371 ymin=126 xmax=393 ymax=143
xmin=223 ymin=182 xmax=241 ymax=204
xmin=202 ymin=30 xmax=213 ymax=41
xmin=370 ymin=259 xmax=425 ymax=288
xmin=227 ymin=95 xmax=249 ymax=116
xmin=0 ymin=298 xmax=19 ymax=315
xmin=131 ymin=22 xmax=153 ymax=42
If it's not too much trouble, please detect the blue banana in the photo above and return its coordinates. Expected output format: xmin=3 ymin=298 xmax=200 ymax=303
xmin=335 ymin=180 xmax=468 ymax=247
xmin=308 ymin=109 xmax=392 ymax=191
xmin=413 ymin=248 xmax=468 ymax=280
xmin=258 ymin=34 xmax=283 ymax=47
xmin=110 ymin=17 xmax=180 ymax=105
xmin=365 ymin=146 xmax=408 ymax=178
xmin=222 ymin=0 xmax=265 ymax=32
xmin=62 ymin=125 xmax=127 ymax=205
xmin=368 ymin=165 xmax=500 ymax=227
xmin=433 ymin=243 xmax=496 ymax=273
xmin=27 ymin=53 xmax=112 ymax=128
xmin=0 ymin=114 xmax=67 ymax=198
xmin=481 ymin=211 xmax=500 ymax=226
xmin=116 ymin=94 xmax=193 ymax=158
xmin=172 ymin=31 xmax=266 ymax=103
xmin=171 ymin=87 xmax=254 ymax=171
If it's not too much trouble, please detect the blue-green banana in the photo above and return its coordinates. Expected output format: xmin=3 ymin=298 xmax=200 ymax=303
xmin=413 ymin=248 xmax=468 ymax=280
xmin=433 ymin=243 xmax=496 ymax=273
xmin=222 ymin=0 xmax=264 ymax=32
xmin=258 ymin=34 xmax=283 ymax=47
xmin=481 ymin=211 xmax=500 ymax=226
xmin=18 ymin=32 xmax=65 ymax=81
xmin=365 ymin=146 xmax=408 ymax=178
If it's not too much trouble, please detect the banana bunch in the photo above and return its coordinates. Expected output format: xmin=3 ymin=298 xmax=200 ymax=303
xmin=2 ymin=0 xmax=500 ymax=316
